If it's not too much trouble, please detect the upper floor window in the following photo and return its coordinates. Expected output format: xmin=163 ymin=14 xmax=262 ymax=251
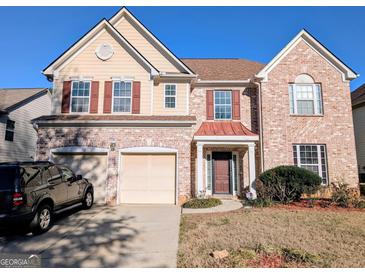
xmin=289 ymin=74 xmax=323 ymax=115
xmin=214 ymin=90 xmax=232 ymax=120
xmin=5 ymin=119 xmax=15 ymax=141
xmin=71 ymin=81 xmax=90 ymax=113
xmin=113 ymin=81 xmax=132 ymax=113
xmin=164 ymin=84 xmax=176 ymax=108
xmin=293 ymin=144 xmax=328 ymax=185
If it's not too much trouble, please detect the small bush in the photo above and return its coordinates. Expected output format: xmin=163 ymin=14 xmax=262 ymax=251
xmin=183 ymin=198 xmax=222 ymax=208
xmin=352 ymin=197 xmax=365 ymax=209
xmin=331 ymin=182 xmax=352 ymax=208
xmin=258 ymin=165 xmax=322 ymax=204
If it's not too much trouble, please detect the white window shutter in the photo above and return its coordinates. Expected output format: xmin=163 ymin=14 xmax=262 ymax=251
xmin=288 ymin=84 xmax=295 ymax=114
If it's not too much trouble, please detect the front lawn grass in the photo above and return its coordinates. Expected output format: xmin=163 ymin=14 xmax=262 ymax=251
xmin=178 ymin=207 xmax=365 ymax=267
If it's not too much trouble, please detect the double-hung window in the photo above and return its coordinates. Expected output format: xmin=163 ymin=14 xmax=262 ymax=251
xmin=71 ymin=81 xmax=90 ymax=113
xmin=5 ymin=119 xmax=15 ymax=141
xmin=289 ymin=84 xmax=323 ymax=115
xmin=214 ymin=90 xmax=232 ymax=120
xmin=293 ymin=144 xmax=328 ymax=185
xmin=164 ymin=84 xmax=176 ymax=108
xmin=113 ymin=81 xmax=132 ymax=113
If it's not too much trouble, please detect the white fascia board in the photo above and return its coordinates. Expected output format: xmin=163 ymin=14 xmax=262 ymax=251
xmin=119 ymin=146 xmax=177 ymax=154
xmin=36 ymin=119 xmax=196 ymax=127
xmin=194 ymin=135 xmax=259 ymax=141
xmin=256 ymin=30 xmax=358 ymax=82
xmin=44 ymin=19 xmax=158 ymax=77
xmin=109 ymin=7 xmax=195 ymax=75
xmin=51 ymin=146 xmax=109 ymax=154
xmin=194 ymin=80 xmax=252 ymax=87
xmin=159 ymin=73 xmax=198 ymax=79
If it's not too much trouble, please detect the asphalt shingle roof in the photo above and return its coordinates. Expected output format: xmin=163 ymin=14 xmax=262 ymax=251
xmin=181 ymin=58 xmax=265 ymax=81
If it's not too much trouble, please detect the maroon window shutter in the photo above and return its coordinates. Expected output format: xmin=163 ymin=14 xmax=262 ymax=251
xmin=232 ymin=90 xmax=240 ymax=120
xmin=61 ymin=81 xmax=71 ymax=113
xmin=103 ymin=81 xmax=112 ymax=114
xmin=206 ymin=90 xmax=214 ymax=120
xmin=132 ymin=81 xmax=141 ymax=114
xmin=90 ymin=81 xmax=99 ymax=113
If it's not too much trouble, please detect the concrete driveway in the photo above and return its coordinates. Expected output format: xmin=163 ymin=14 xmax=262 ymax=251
xmin=0 ymin=204 xmax=181 ymax=267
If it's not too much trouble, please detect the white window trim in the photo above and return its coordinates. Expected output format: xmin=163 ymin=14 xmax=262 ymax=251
xmin=111 ymin=80 xmax=133 ymax=114
xmin=214 ymin=90 xmax=232 ymax=120
xmin=164 ymin=83 xmax=177 ymax=109
xmin=70 ymin=80 xmax=91 ymax=113
xmin=232 ymin=152 xmax=240 ymax=196
xmin=205 ymin=151 xmax=212 ymax=196
xmin=291 ymin=84 xmax=323 ymax=116
xmin=294 ymin=144 xmax=328 ymax=185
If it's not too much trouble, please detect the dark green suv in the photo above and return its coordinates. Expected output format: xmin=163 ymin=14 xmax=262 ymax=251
xmin=0 ymin=161 xmax=94 ymax=234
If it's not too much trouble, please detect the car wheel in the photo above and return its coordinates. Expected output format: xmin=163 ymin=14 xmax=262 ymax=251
xmin=82 ymin=189 xmax=93 ymax=209
xmin=30 ymin=204 xmax=53 ymax=235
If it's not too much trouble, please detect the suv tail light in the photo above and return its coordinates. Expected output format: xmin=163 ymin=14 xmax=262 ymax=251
xmin=12 ymin=192 xmax=24 ymax=207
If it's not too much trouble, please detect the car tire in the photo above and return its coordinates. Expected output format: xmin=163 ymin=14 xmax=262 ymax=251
xmin=30 ymin=204 xmax=53 ymax=235
xmin=82 ymin=189 xmax=93 ymax=209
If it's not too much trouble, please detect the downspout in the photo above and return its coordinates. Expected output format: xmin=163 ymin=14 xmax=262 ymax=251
xmin=251 ymin=79 xmax=265 ymax=172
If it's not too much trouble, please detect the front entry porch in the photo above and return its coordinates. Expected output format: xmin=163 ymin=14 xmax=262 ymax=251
xmin=193 ymin=121 xmax=259 ymax=199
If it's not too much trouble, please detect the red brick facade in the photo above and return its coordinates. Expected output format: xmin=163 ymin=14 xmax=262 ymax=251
xmin=261 ymin=40 xmax=359 ymax=187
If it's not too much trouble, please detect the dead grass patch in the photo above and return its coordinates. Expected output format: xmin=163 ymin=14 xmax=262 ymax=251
xmin=178 ymin=207 xmax=365 ymax=267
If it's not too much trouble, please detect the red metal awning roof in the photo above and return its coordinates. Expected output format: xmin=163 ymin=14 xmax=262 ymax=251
xmin=194 ymin=121 xmax=257 ymax=136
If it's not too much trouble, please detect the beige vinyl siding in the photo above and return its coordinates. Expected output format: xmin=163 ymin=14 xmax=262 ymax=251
xmin=0 ymin=93 xmax=51 ymax=162
xmin=114 ymin=17 xmax=181 ymax=73
xmin=153 ymin=83 xmax=189 ymax=115
xmin=353 ymin=106 xmax=365 ymax=173
xmin=53 ymin=29 xmax=152 ymax=115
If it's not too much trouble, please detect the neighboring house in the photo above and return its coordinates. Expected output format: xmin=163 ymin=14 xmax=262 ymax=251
xmin=352 ymin=84 xmax=365 ymax=182
xmin=0 ymin=88 xmax=51 ymax=162
xmin=33 ymin=7 xmax=359 ymax=205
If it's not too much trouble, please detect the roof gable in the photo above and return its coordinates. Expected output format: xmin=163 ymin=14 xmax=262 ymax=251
xmin=109 ymin=7 xmax=195 ymax=75
xmin=43 ymin=19 xmax=158 ymax=79
xmin=256 ymin=29 xmax=358 ymax=82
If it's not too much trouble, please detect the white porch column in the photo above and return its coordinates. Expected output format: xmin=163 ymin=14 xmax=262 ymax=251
xmin=197 ymin=142 xmax=204 ymax=196
xmin=248 ymin=143 xmax=257 ymax=199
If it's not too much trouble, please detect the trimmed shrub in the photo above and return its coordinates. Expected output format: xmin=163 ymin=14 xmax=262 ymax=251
xmin=258 ymin=165 xmax=322 ymax=204
xmin=182 ymin=198 xmax=222 ymax=208
xmin=352 ymin=197 xmax=365 ymax=209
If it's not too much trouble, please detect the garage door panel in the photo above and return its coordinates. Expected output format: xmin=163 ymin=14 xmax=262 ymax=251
xmin=53 ymin=154 xmax=107 ymax=204
xmin=120 ymin=154 xmax=176 ymax=204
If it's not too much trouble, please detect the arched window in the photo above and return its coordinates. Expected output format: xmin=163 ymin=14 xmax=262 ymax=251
xmin=289 ymin=74 xmax=323 ymax=115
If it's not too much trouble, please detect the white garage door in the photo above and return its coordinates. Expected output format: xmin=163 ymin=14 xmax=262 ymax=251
xmin=52 ymin=153 xmax=108 ymax=204
xmin=120 ymin=154 xmax=176 ymax=204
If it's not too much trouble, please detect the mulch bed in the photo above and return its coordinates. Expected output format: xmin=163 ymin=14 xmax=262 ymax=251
xmin=272 ymin=199 xmax=365 ymax=212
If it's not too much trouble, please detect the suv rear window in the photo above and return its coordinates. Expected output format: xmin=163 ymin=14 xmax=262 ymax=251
xmin=0 ymin=166 xmax=18 ymax=190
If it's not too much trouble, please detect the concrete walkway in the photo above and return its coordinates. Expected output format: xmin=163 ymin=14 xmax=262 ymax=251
xmin=0 ymin=204 xmax=181 ymax=267
xmin=182 ymin=199 xmax=243 ymax=214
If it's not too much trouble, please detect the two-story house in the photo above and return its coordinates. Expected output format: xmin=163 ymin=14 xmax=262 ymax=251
xmin=33 ymin=7 xmax=359 ymax=205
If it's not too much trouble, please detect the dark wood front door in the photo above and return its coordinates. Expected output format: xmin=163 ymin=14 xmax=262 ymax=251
xmin=213 ymin=152 xmax=232 ymax=194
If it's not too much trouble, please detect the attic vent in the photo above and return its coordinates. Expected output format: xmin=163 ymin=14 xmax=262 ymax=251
xmin=95 ymin=43 xmax=114 ymax=61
